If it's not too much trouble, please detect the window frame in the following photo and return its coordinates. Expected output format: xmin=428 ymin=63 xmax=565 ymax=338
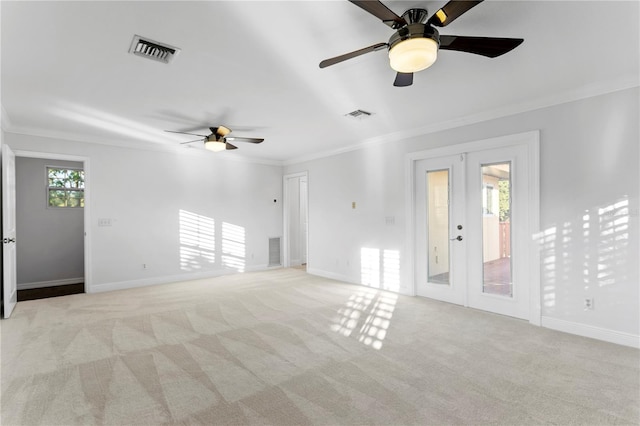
xmin=46 ymin=166 xmax=85 ymax=209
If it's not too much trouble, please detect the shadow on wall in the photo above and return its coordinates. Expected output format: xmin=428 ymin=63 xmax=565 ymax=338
xmin=179 ymin=209 xmax=246 ymax=273
xmin=536 ymin=196 xmax=634 ymax=314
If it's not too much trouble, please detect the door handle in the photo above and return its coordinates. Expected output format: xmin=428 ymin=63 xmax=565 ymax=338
xmin=450 ymin=235 xmax=463 ymax=241
xmin=3 ymin=238 xmax=16 ymax=244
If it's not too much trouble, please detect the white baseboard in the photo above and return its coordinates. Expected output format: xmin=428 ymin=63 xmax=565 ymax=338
xmin=89 ymin=266 xmax=270 ymax=294
xmin=541 ymin=316 xmax=639 ymax=348
xmin=18 ymin=277 xmax=84 ymax=290
xmin=306 ymin=267 xmax=358 ymax=285
xmin=306 ymin=268 xmax=413 ymax=296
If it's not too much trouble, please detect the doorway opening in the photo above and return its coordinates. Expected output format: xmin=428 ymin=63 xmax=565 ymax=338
xmin=283 ymin=172 xmax=308 ymax=270
xmin=13 ymin=151 xmax=90 ymax=303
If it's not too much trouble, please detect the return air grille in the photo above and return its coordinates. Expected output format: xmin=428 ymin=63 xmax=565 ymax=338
xmin=129 ymin=35 xmax=180 ymax=64
xmin=268 ymin=237 xmax=281 ymax=267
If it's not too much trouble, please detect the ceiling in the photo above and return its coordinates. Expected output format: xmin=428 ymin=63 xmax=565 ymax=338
xmin=2 ymin=1 xmax=638 ymax=164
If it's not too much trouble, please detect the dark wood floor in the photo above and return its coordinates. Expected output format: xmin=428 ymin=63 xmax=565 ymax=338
xmin=17 ymin=283 xmax=85 ymax=301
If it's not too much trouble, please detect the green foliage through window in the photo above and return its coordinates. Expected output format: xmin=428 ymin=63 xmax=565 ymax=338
xmin=47 ymin=167 xmax=84 ymax=207
xmin=498 ymin=179 xmax=510 ymax=222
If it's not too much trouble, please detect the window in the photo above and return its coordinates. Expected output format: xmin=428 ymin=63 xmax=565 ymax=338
xmin=483 ymin=184 xmax=495 ymax=215
xmin=47 ymin=167 xmax=84 ymax=207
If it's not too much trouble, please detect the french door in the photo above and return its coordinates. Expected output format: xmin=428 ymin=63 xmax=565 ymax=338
xmin=413 ymin=141 xmax=536 ymax=320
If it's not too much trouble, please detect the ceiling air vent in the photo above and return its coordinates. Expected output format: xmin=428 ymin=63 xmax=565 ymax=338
xmin=129 ymin=35 xmax=180 ymax=64
xmin=345 ymin=109 xmax=373 ymax=120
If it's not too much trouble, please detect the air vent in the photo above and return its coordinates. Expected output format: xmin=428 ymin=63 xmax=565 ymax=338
xmin=129 ymin=35 xmax=180 ymax=64
xmin=268 ymin=237 xmax=281 ymax=267
xmin=345 ymin=109 xmax=373 ymax=119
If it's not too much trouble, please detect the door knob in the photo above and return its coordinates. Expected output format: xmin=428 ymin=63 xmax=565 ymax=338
xmin=450 ymin=235 xmax=463 ymax=241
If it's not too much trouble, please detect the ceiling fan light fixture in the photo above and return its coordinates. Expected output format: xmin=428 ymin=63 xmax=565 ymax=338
xmin=204 ymin=139 xmax=227 ymax=152
xmin=389 ymin=37 xmax=438 ymax=73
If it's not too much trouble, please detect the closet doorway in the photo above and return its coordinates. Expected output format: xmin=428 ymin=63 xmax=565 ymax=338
xmin=14 ymin=151 xmax=89 ymax=301
xmin=283 ymin=172 xmax=308 ymax=270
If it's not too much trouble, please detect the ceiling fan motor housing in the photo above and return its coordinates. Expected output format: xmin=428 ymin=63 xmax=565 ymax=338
xmin=388 ymin=23 xmax=440 ymax=51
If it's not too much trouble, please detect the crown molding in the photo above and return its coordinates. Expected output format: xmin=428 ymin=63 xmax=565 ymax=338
xmin=3 ymin=126 xmax=284 ymax=167
xmin=1 ymin=105 xmax=11 ymax=131
xmin=283 ymin=75 xmax=639 ymax=166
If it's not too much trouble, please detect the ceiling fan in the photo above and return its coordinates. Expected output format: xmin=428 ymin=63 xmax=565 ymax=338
xmin=165 ymin=126 xmax=264 ymax=152
xmin=319 ymin=0 xmax=524 ymax=87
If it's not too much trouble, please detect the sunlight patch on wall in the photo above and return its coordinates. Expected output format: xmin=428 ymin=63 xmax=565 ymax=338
xmin=222 ymin=222 xmax=246 ymax=272
xmin=179 ymin=210 xmax=215 ymax=271
xmin=597 ymin=199 xmax=629 ymax=287
xmin=361 ymin=248 xmax=380 ymax=287
xmin=360 ymin=247 xmax=401 ymax=291
xmin=535 ymin=196 xmax=631 ymax=312
xmin=331 ymin=288 xmax=398 ymax=350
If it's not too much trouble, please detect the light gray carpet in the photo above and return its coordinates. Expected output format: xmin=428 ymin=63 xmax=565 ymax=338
xmin=1 ymin=268 xmax=638 ymax=425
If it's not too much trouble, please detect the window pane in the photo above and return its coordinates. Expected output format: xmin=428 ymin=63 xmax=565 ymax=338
xmin=427 ymin=169 xmax=450 ymax=285
xmin=68 ymin=191 xmax=83 ymax=207
xmin=481 ymin=163 xmax=512 ymax=296
xmin=49 ymin=190 xmax=67 ymax=207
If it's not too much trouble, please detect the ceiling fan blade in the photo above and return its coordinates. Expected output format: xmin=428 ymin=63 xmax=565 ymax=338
xmin=393 ymin=72 xmax=413 ymax=87
xmin=179 ymin=138 xmax=204 ymax=145
xmin=165 ymin=130 xmax=207 ymax=137
xmin=439 ymin=35 xmax=524 ymax=58
xmin=225 ymin=137 xmax=264 ymax=144
xmin=349 ymin=0 xmax=407 ymax=28
xmin=225 ymin=142 xmax=238 ymax=150
xmin=427 ymin=0 xmax=483 ymax=27
xmin=319 ymin=42 xmax=387 ymax=68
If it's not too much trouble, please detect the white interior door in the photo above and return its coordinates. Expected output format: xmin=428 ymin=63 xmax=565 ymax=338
xmin=2 ymin=144 xmax=18 ymax=318
xmin=465 ymin=144 xmax=531 ymax=319
xmin=300 ymin=177 xmax=308 ymax=264
xmin=415 ymin=154 xmax=467 ymax=306
xmin=413 ymin=140 xmax=535 ymax=320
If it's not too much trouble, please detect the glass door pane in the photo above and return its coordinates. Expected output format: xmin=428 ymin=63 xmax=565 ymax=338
xmin=427 ymin=170 xmax=450 ymax=285
xmin=481 ymin=162 xmax=512 ymax=296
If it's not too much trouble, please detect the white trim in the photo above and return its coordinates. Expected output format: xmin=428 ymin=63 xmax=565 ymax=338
xmin=405 ymin=131 xmax=540 ymax=323
xmin=13 ymin=149 xmax=92 ymax=294
xmin=17 ymin=277 xmax=83 ymax=290
xmin=284 ymin=80 xmax=639 ymax=166
xmin=306 ymin=267 xmax=356 ymax=285
xmin=307 ymin=267 xmax=414 ymax=296
xmin=282 ymin=171 xmax=308 ymax=269
xmin=527 ymin=133 xmax=541 ymax=326
xmin=541 ymin=316 xmax=640 ymax=349
xmin=5 ymin=129 xmax=283 ymax=167
xmin=90 ymin=266 xmax=273 ymax=294
xmin=1 ymin=105 xmax=12 ymax=130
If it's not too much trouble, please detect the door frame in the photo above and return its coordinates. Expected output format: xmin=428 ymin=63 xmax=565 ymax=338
xmin=282 ymin=171 xmax=309 ymax=268
xmin=405 ymin=131 xmax=540 ymax=325
xmin=14 ymin=150 xmax=91 ymax=293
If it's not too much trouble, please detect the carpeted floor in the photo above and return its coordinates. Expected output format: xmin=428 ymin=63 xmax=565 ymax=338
xmin=1 ymin=268 xmax=638 ymax=425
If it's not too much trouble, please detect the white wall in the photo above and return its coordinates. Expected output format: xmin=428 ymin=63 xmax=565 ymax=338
xmin=285 ymin=87 xmax=640 ymax=344
xmin=15 ymin=157 xmax=84 ymax=287
xmin=5 ymin=133 xmax=283 ymax=292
